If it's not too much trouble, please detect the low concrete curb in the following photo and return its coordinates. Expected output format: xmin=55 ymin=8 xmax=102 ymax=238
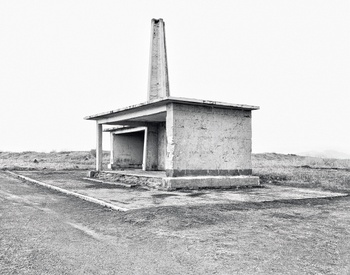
xmin=83 ymin=177 xmax=136 ymax=188
xmin=6 ymin=171 xmax=128 ymax=212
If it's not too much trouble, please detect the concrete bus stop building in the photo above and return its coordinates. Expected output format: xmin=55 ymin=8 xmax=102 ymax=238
xmin=84 ymin=19 xmax=260 ymax=189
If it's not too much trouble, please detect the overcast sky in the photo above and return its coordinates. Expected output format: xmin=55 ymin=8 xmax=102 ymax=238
xmin=1 ymin=0 xmax=349 ymax=154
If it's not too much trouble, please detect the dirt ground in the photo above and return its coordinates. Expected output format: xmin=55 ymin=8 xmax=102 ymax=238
xmin=1 ymin=171 xmax=350 ymax=274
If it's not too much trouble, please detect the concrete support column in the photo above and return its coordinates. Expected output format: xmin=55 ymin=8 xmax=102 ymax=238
xmin=165 ymin=103 xmax=175 ymax=175
xmin=110 ymin=133 xmax=114 ymax=165
xmin=96 ymin=122 xmax=103 ymax=171
xmin=143 ymin=124 xmax=158 ymax=170
xmin=108 ymin=133 xmax=115 ymax=169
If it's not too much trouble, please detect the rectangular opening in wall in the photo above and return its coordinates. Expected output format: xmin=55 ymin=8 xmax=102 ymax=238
xmin=113 ymin=130 xmax=145 ymax=169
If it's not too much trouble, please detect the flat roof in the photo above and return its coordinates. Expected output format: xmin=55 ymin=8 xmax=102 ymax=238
xmin=84 ymin=96 xmax=259 ymax=121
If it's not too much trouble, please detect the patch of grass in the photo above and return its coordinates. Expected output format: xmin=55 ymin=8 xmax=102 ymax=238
xmin=253 ymin=153 xmax=350 ymax=192
xmin=0 ymin=151 xmax=110 ymax=171
xmin=253 ymin=153 xmax=350 ymax=169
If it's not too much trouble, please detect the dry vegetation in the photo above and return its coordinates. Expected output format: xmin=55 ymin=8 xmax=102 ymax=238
xmin=1 ymin=150 xmax=350 ymax=192
xmin=253 ymin=153 xmax=350 ymax=192
xmin=0 ymin=150 xmax=109 ymax=171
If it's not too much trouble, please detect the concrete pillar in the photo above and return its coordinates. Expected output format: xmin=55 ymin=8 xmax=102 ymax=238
xmin=157 ymin=122 xmax=166 ymax=170
xmin=96 ymin=122 xmax=103 ymax=171
xmin=142 ymin=131 xmax=147 ymax=171
xmin=143 ymin=124 xmax=158 ymax=170
xmin=108 ymin=133 xmax=115 ymax=169
xmin=110 ymin=133 xmax=114 ymax=165
xmin=147 ymin=18 xmax=170 ymax=101
xmin=165 ymin=103 xmax=175 ymax=175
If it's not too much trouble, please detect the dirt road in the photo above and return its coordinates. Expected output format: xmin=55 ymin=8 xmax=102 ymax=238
xmin=1 ymin=171 xmax=350 ymax=274
xmin=1 ymin=172 xmax=205 ymax=274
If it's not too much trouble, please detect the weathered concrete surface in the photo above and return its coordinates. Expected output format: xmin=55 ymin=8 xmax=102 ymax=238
xmin=85 ymin=97 xmax=258 ymax=122
xmin=144 ymin=124 xmax=158 ymax=170
xmin=112 ymin=131 xmax=144 ymax=168
xmin=163 ymin=176 xmax=260 ymax=190
xmin=84 ymin=19 xmax=260 ymax=189
xmin=166 ymin=103 xmax=253 ymax=177
xmin=148 ymin=18 xmax=170 ymax=101
xmin=96 ymin=122 xmax=103 ymax=171
xmin=94 ymin=100 xmax=258 ymax=188
xmin=98 ymin=171 xmax=258 ymax=190
xmin=107 ymin=124 xmax=166 ymax=171
xmin=7 ymin=171 xmax=128 ymax=211
xmin=157 ymin=122 xmax=166 ymax=170
xmin=99 ymin=170 xmax=164 ymax=189
xmin=104 ymin=169 xmax=166 ymax=178
xmin=13 ymin=171 xmax=348 ymax=211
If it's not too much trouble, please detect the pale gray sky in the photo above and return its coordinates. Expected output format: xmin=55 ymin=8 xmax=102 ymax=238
xmin=1 ymin=0 xmax=349 ymax=154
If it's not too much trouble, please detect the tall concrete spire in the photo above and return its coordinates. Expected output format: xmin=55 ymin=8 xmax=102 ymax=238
xmin=147 ymin=18 xmax=170 ymax=101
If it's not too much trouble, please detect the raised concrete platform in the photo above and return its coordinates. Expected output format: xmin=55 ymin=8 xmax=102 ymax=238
xmin=98 ymin=170 xmax=259 ymax=190
xmin=10 ymin=171 xmax=348 ymax=211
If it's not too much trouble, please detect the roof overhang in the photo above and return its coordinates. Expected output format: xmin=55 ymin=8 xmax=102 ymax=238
xmin=84 ymin=96 xmax=259 ymax=125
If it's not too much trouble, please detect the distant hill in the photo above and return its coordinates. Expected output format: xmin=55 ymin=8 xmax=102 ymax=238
xmin=299 ymin=150 xmax=350 ymax=160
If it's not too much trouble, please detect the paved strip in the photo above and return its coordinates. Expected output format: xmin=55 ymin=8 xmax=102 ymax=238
xmin=6 ymin=171 xmax=128 ymax=211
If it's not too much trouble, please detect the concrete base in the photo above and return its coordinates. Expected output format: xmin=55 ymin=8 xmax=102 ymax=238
xmin=100 ymin=170 xmax=259 ymax=190
xmin=162 ymin=175 xmax=260 ymax=190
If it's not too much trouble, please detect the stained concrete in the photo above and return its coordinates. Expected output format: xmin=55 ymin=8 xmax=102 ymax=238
xmin=14 ymin=171 xmax=348 ymax=211
xmin=88 ymin=97 xmax=260 ymax=189
xmin=148 ymin=18 xmax=170 ymax=101
xmin=112 ymin=131 xmax=144 ymax=168
xmin=76 ymin=185 xmax=347 ymax=211
xmin=98 ymin=170 xmax=259 ymax=190
xmin=157 ymin=122 xmax=166 ymax=170
xmin=166 ymin=103 xmax=253 ymax=177
xmin=163 ymin=175 xmax=260 ymax=190
xmin=144 ymin=124 xmax=158 ymax=170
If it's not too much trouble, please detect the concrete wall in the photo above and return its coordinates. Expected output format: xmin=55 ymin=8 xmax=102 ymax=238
xmin=112 ymin=131 xmax=144 ymax=168
xmin=143 ymin=123 xmax=167 ymax=171
xmin=165 ymin=103 xmax=253 ymax=177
